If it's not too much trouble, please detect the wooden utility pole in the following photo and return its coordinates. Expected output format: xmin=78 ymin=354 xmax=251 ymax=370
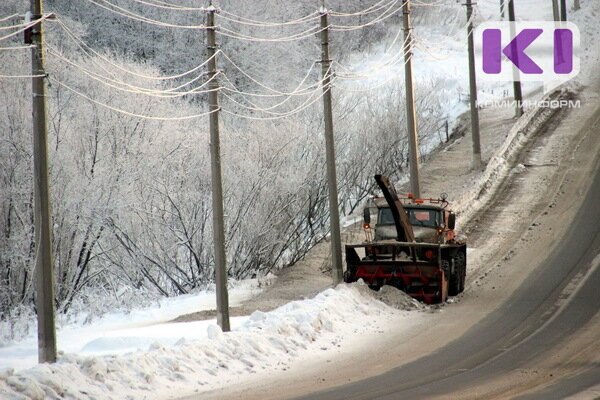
xmin=552 ymin=0 xmax=560 ymax=21
xmin=465 ymin=0 xmax=482 ymax=170
xmin=27 ymin=0 xmax=57 ymax=364
xmin=560 ymin=0 xmax=568 ymax=20
xmin=507 ymin=0 xmax=524 ymax=117
xmin=206 ymin=3 xmax=230 ymax=332
xmin=319 ymin=2 xmax=343 ymax=285
xmin=402 ymin=0 xmax=421 ymax=198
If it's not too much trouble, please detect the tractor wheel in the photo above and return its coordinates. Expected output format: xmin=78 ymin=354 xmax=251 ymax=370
xmin=455 ymin=252 xmax=466 ymax=293
xmin=368 ymin=278 xmax=383 ymax=291
xmin=448 ymin=258 xmax=461 ymax=296
xmin=343 ymin=269 xmax=353 ymax=283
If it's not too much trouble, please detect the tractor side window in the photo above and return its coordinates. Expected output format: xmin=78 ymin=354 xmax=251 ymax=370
xmin=377 ymin=208 xmax=395 ymax=225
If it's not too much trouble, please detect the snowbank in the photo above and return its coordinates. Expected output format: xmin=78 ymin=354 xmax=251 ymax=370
xmin=0 ymin=284 xmax=417 ymax=399
xmin=453 ymin=88 xmax=574 ymax=227
xmin=0 ymin=276 xmax=275 ymax=371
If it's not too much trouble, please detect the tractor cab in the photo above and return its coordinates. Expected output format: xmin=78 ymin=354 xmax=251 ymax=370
xmin=365 ymin=194 xmax=456 ymax=244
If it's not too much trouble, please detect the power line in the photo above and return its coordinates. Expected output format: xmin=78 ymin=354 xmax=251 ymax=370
xmin=218 ymin=9 xmax=320 ymax=27
xmin=220 ymin=67 xmax=323 ymax=108
xmin=124 ymin=0 xmax=205 ymax=11
xmin=48 ymin=75 xmax=218 ymax=121
xmin=0 ymin=20 xmax=35 ymax=31
xmin=330 ymin=0 xmax=397 ymax=17
xmin=221 ymin=71 xmax=330 ymax=116
xmin=0 ymin=15 xmax=52 ymax=42
xmin=0 ymin=73 xmax=46 ymax=78
xmin=412 ymin=0 xmax=448 ymax=7
xmin=413 ymin=38 xmax=452 ymax=61
xmin=221 ymin=51 xmax=320 ymax=96
xmin=54 ymin=18 xmax=215 ymax=81
xmin=0 ymin=45 xmax=34 ymax=50
xmin=217 ymin=24 xmax=325 ymax=42
xmin=220 ymin=87 xmax=327 ymax=121
xmin=331 ymin=0 xmax=402 ymax=31
xmin=83 ymin=0 xmax=208 ymax=29
xmin=334 ymin=33 xmax=411 ymax=80
xmin=0 ymin=14 xmax=20 ymax=22
xmin=46 ymin=43 xmax=220 ymax=97
xmin=334 ymin=53 xmax=414 ymax=93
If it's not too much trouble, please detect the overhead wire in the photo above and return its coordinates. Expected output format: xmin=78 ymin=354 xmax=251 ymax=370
xmin=334 ymin=53 xmax=414 ymax=93
xmin=0 ymin=45 xmax=34 ymax=50
xmin=47 ymin=75 xmax=218 ymax=121
xmin=221 ymin=62 xmax=322 ymax=99
xmin=329 ymin=0 xmax=396 ymax=17
xmin=125 ymin=0 xmax=205 ymax=11
xmin=83 ymin=0 xmax=208 ymax=29
xmin=334 ymin=3 xmax=474 ymax=92
xmin=221 ymin=85 xmax=329 ymax=121
xmin=330 ymin=0 xmax=402 ymax=31
xmin=412 ymin=0 xmax=448 ymax=7
xmin=0 ymin=73 xmax=45 ymax=79
xmin=0 ymin=14 xmax=20 ymax=23
xmin=333 ymin=30 xmax=417 ymax=92
xmin=217 ymin=24 xmax=324 ymax=43
xmin=54 ymin=17 xmax=214 ymax=82
xmin=220 ymin=64 xmax=331 ymax=114
xmin=0 ymin=20 xmax=34 ymax=31
xmin=221 ymin=51 xmax=323 ymax=96
xmin=413 ymin=4 xmax=479 ymax=61
xmin=131 ymin=0 xmax=202 ymax=9
xmin=0 ymin=14 xmax=52 ymax=42
xmin=218 ymin=9 xmax=320 ymax=27
xmin=45 ymin=43 xmax=221 ymax=98
xmin=30 ymin=0 xmax=467 ymax=119
xmin=334 ymin=32 xmax=411 ymax=80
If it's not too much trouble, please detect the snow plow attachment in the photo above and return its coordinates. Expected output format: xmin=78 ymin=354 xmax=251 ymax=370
xmin=344 ymin=242 xmax=466 ymax=304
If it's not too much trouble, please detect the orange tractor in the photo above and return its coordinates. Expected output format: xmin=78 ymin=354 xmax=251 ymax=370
xmin=343 ymin=175 xmax=467 ymax=304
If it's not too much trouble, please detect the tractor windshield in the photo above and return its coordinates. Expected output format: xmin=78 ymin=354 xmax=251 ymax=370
xmin=378 ymin=207 xmax=440 ymax=229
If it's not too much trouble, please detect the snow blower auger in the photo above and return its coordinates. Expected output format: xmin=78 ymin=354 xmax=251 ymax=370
xmin=343 ymin=175 xmax=467 ymax=304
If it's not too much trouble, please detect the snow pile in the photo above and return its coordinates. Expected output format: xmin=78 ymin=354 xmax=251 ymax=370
xmin=354 ymin=283 xmax=424 ymax=311
xmin=0 ymin=275 xmax=275 ymax=372
xmin=0 ymin=284 xmax=411 ymax=400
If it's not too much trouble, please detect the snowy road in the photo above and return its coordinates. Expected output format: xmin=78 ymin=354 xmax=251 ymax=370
xmin=295 ymin=106 xmax=600 ymax=400
xmin=186 ymin=60 xmax=600 ymax=400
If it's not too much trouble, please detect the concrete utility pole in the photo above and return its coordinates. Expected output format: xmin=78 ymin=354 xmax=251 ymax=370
xmin=507 ymin=0 xmax=524 ymax=117
xmin=319 ymin=2 xmax=344 ymax=285
xmin=560 ymin=0 xmax=568 ymax=20
xmin=465 ymin=0 xmax=482 ymax=170
xmin=552 ymin=0 xmax=560 ymax=21
xmin=206 ymin=4 xmax=230 ymax=332
xmin=402 ymin=0 xmax=421 ymax=198
xmin=27 ymin=0 xmax=57 ymax=364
